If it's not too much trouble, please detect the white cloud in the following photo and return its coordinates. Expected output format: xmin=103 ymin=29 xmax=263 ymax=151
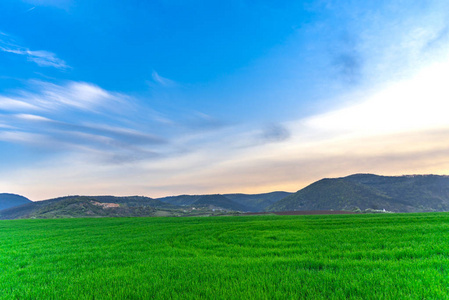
xmin=151 ymin=71 xmax=177 ymax=87
xmin=0 ymin=96 xmax=41 ymax=111
xmin=0 ymin=32 xmax=69 ymax=69
xmin=0 ymin=130 xmax=47 ymax=144
xmin=0 ymin=122 xmax=15 ymax=129
xmin=302 ymin=56 xmax=449 ymax=139
xmin=0 ymin=79 xmax=175 ymax=168
xmin=1 ymin=80 xmax=124 ymax=113
xmin=0 ymin=47 xmax=68 ymax=69
xmin=15 ymin=113 xmax=52 ymax=122
xmin=37 ymin=81 xmax=115 ymax=110
xmin=27 ymin=50 xmax=68 ymax=69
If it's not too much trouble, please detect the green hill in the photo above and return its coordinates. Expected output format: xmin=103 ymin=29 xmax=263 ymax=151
xmin=267 ymin=174 xmax=449 ymax=212
xmin=0 ymin=193 xmax=32 ymax=211
xmin=0 ymin=195 xmax=176 ymax=220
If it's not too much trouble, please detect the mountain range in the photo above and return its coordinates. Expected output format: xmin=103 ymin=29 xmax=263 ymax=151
xmin=3 ymin=174 xmax=449 ymax=219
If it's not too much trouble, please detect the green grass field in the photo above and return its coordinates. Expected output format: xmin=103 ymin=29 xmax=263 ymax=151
xmin=1 ymin=213 xmax=449 ymax=299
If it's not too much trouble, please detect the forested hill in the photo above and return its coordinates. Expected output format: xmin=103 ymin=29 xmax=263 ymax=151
xmin=0 ymin=195 xmax=175 ymax=220
xmin=0 ymin=193 xmax=32 ymax=211
xmin=267 ymin=174 xmax=449 ymax=213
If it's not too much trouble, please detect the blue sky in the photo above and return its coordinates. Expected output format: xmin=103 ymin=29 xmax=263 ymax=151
xmin=2 ymin=0 xmax=449 ymax=200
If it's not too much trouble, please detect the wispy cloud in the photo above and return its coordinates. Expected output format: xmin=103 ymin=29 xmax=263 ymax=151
xmin=150 ymin=71 xmax=177 ymax=87
xmin=35 ymin=81 xmax=114 ymax=110
xmin=27 ymin=50 xmax=67 ymax=69
xmin=0 ymin=47 xmax=69 ymax=69
xmin=0 ymin=130 xmax=49 ymax=145
xmin=0 ymin=33 xmax=68 ymax=69
xmin=25 ymin=6 xmax=36 ymax=13
xmin=0 ymin=96 xmax=41 ymax=111
xmin=0 ymin=80 xmax=178 ymax=166
xmin=1 ymin=80 xmax=123 ymax=113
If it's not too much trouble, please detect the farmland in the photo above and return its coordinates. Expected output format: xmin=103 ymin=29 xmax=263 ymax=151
xmin=1 ymin=213 xmax=449 ymax=299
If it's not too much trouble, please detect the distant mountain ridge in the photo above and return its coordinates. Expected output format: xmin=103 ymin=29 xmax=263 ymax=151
xmin=224 ymin=192 xmax=291 ymax=211
xmin=190 ymin=194 xmax=249 ymax=211
xmin=267 ymin=174 xmax=449 ymax=212
xmin=157 ymin=191 xmax=291 ymax=212
xmin=0 ymin=193 xmax=32 ymax=211
xmin=156 ymin=195 xmax=201 ymax=206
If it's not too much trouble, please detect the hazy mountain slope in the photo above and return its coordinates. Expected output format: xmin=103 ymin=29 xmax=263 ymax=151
xmin=192 ymin=194 xmax=250 ymax=211
xmin=158 ymin=192 xmax=292 ymax=211
xmin=224 ymin=192 xmax=292 ymax=211
xmin=0 ymin=193 xmax=32 ymax=210
xmin=156 ymin=195 xmax=201 ymax=206
xmin=267 ymin=174 xmax=449 ymax=212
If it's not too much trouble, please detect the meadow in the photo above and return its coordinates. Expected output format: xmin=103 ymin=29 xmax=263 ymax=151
xmin=1 ymin=213 xmax=449 ymax=299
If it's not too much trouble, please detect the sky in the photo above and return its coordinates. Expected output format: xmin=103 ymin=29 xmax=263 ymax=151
xmin=1 ymin=0 xmax=449 ymax=200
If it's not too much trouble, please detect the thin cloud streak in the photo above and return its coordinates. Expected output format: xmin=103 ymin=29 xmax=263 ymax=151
xmin=0 ymin=96 xmax=41 ymax=111
xmin=1 ymin=80 xmax=124 ymax=113
xmin=0 ymin=33 xmax=68 ymax=69
xmin=150 ymin=71 xmax=177 ymax=87
xmin=0 ymin=47 xmax=69 ymax=69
